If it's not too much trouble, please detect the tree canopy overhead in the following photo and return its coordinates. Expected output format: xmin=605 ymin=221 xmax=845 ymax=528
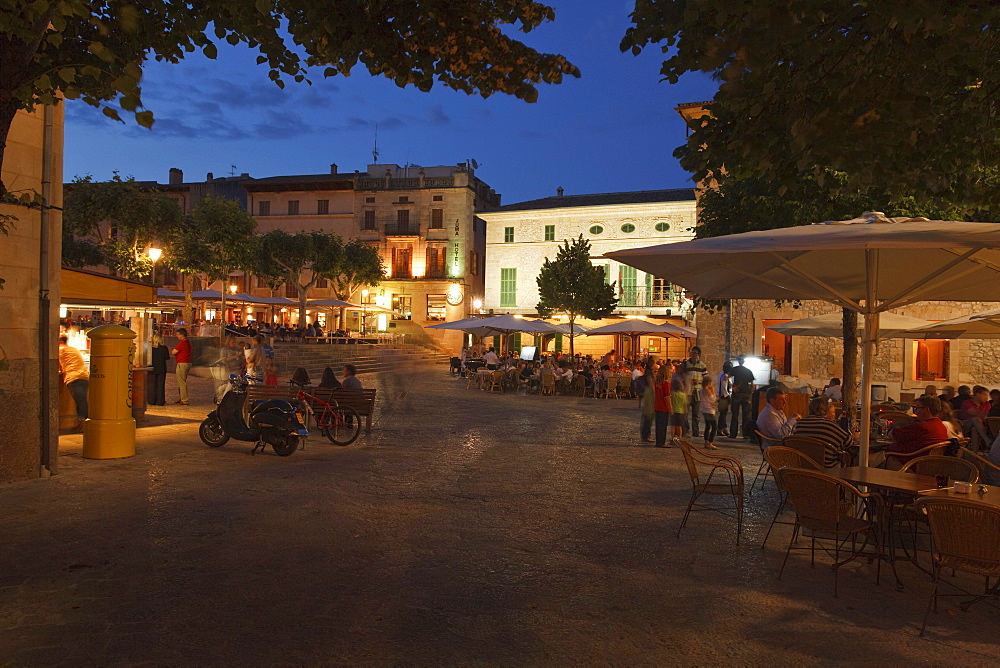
xmin=622 ymin=1 xmax=999 ymax=212
xmin=0 ymin=0 xmax=579 ymax=196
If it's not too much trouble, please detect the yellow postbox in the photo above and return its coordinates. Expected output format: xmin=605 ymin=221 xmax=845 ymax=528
xmin=83 ymin=325 xmax=137 ymax=459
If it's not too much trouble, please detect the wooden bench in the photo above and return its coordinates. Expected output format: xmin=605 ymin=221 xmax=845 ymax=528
xmin=245 ymin=385 xmax=377 ymax=433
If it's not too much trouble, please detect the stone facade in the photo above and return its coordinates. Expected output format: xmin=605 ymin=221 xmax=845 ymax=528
xmin=0 ymin=105 xmax=64 ymax=480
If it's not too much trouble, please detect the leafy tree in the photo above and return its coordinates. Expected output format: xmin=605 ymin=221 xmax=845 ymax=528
xmin=62 ymin=174 xmax=183 ymax=278
xmin=167 ymin=196 xmax=258 ymax=332
xmin=0 ymin=0 xmax=579 ymax=198
xmin=622 ymin=2 xmax=1000 ymax=213
xmin=258 ymin=230 xmax=343 ymax=326
xmin=327 ymin=239 xmax=385 ymax=330
xmin=536 ymin=235 xmax=618 ymax=358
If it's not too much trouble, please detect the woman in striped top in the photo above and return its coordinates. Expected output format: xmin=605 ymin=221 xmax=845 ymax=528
xmin=792 ymin=396 xmax=854 ymax=467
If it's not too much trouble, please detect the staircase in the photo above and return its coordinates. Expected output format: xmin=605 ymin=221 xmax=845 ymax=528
xmin=272 ymin=343 xmax=450 ymax=380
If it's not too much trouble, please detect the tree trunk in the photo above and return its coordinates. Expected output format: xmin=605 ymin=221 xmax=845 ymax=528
xmin=568 ymin=316 xmax=576 ymax=359
xmin=842 ymin=308 xmax=859 ymax=419
xmin=298 ymin=290 xmax=308 ymax=328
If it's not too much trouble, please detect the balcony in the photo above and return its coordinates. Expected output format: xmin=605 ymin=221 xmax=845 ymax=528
xmin=385 ymin=223 xmax=421 ymax=237
xmin=617 ymin=285 xmax=684 ymax=309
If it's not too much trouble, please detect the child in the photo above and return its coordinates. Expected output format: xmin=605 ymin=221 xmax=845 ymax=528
xmin=653 ymin=364 xmax=672 ymax=447
xmin=701 ymin=376 xmax=719 ymax=450
xmin=670 ymin=371 xmax=689 ymax=443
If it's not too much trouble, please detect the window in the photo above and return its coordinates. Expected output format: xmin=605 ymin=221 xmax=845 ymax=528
xmin=365 ymin=196 xmax=375 ymax=203
xmin=363 ymin=210 xmax=376 ymax=230
xmin=433 ymin=195 xmax=443 ymax=201
xmin=430 ymin=208 xmax=444 ymax=229
xmin=469 ymin=250 xmax=479 ymax=276
xmin=397 ymin=196 xmax=410 ymax=203
xmin=504 ymin=227 xmax=514 ymax=243
xmin=427 ymin=294 xmax=448 ymax=321
xmin=651 ymin=278 xmax=674 ymax=305
xmin=426 ymin=246 xmax=446 ymax=278
xmin=315 ymin=278 xmax=329 ymax=288
xmin=258 ymin=201 xmax=271 ymax=216
xmin=317 ymin=199 xmax=329 ymax=215
xmin=392 ymin=247 xmax=412 ymax=278
xmin=620 ymin=223 xmax=635 ymax=233
xmin=500 ymin=268 xmax=517 ymax=307
xmin=284 ymin=283 xmax=299 ymax=299
xmin=619 ymin=265 xmax=637 ymax=306
xmin=910 ymin=339 xmax=950 ymax=382
xmin=544 ymin=225 xmax=555 ymax=241
xmin=589 ymin=225 xmax=603 ymax=235
xmin=397 ymin=209 xmax=411 ymax=232
xmin=288 ymin=200 xmax=299 ymax=215
xmin=654 ymin=221 xmax=670 ymax=232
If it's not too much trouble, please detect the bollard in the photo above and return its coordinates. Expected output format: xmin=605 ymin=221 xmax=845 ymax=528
xmin=83 ymin=325 xmax=137 ymax=459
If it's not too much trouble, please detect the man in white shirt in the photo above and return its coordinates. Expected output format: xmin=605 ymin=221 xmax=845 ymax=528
xmin=716 ymin=361 xmax=733 ymax=436
xmin=483 ymin=347 xmax=500 ymax=370
xmin=756 ymin=387 xmax=800 ymax=448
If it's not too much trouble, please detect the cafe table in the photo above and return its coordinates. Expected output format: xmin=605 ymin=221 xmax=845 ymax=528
xmin=919 ymin=483 xmax=1000 ymax=508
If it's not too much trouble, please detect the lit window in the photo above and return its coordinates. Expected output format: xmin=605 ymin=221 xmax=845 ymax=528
xmin=910 ymin=339 xmax=950 ymax=382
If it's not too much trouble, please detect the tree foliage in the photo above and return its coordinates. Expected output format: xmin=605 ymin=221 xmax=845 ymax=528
xmin=258 ymin=230 xmax=344 ymax=326
xmin=623 ymin=1 xmax=1000 ymax=213
xmin=536 ymin=235 xmax=618 ymax=357
xmin=0 ymin=0 xmax=579 ymax=196
xmin=326 ymin=238 xmax=384 ymax=330
xmin=62 ymin=174 xmax=183 ymax=278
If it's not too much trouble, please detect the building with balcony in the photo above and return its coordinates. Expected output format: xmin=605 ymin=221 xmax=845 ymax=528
xmin=480 ymin=188 xmax=697 ymax=358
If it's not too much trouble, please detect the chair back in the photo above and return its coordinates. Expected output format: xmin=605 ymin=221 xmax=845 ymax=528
xmin=781 ymin=435 xmax=829 ymax=467
xmin=541 ymin=374 xmax=556 ymax=389
xmin=778 ymin=468 xmax=862 ymax=526
xmin=886 ymin=441 xmax=950 ymax=468
xmin=606 ymin=375 xmax=618 ymax=391
xmin=986 ymin=416 xmax=1000 ymax=440
xmin=958 ymin=446 xmax=1000 ymax=485
xmin=900 ymin=455 xmax=979 ymax=483
xmin=678 ymin=440 xmax=703 ymax=484
xmin=765 ymin=445 xmax=821 ymax=474
xmin=914 ymin=497 xmax=1000 ymax=575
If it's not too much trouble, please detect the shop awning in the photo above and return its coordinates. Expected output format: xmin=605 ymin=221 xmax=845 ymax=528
xmin=61 ymin=269 xmax=157 ymax=307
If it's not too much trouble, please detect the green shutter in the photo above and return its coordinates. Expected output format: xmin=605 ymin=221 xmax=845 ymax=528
xmin=500 ymin=267 xmax=517 ymax=307
xmin=621 ymin=265 xmax=637 ymax=307
xmin=544 ymin=225 xmax=555 ymax=241
xmin=504 ymin=227 xmax=514 ymax=243
xmin=512 ymin=333 xmax=521 ymax=350
xmin=555 ymin=333 xmax=563 ymax=353
xmin=645 ymin=272 xmax=653 ymax=307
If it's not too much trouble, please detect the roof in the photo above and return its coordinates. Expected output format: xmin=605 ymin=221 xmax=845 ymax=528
xmin=243 ymin=174 xmax=355 ymax=192
xmin=492 ymin=188 xmax=695 ymax=212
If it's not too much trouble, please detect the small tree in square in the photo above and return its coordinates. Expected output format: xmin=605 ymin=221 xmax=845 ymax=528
xmin=536 ymin=235 xmax=618 ymax=358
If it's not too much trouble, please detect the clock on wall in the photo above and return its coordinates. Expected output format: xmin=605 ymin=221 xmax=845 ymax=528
xmin=447 ymin=285 xmax=464 ymax=305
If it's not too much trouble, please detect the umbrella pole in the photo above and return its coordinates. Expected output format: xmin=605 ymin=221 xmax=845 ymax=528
xmin=859 ymin=312 xmax=880 ymax=467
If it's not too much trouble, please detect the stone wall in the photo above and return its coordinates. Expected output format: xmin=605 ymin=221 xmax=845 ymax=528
xmin=0 ymin=105 xmax=64 ymax=480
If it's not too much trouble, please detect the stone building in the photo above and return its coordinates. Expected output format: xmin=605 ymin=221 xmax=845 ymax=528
xmin=0 ymin=105 xmax=64 ymax=480
xmin=480 ymin=189 xmax=697 ymax=358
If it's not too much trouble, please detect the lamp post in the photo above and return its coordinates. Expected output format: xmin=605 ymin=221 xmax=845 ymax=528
xmin=229 ymin=284 xmax=238 ymax=331
xmin=361 ymin=288 xmax=369 ymax=334
xmin=147 ymin=246 xmax=162 ymax=285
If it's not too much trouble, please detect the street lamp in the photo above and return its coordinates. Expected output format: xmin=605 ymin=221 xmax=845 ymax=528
xmin=147 ymin=246 xmax=162 ymax=285
xmin=361 ymin=288 xmax=369 ymax=334
xmin=473 ymin=298 xmax=483 ymax=313
xmin=229 ymin=284 xmax=238 ymax=329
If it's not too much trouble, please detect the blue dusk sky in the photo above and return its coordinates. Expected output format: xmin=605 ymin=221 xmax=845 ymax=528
xmin=61 ymin=2 xmax=718 ymax=205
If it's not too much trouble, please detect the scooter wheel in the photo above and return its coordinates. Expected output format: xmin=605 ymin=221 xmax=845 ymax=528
xmin=272 ymin=433 xmax=301 ymax=457
xmin=199 ymin=416 xmax=229 ymax=447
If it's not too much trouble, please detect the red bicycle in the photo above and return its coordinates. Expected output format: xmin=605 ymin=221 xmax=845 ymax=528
xmin=293 ymin=385 xmax=361 ymax=446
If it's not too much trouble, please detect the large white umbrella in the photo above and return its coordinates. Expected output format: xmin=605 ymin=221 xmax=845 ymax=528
xmin=766 ymin=312 xmax=931 ymax=339
xmin=901 ymin=307 xmax=1000 ymax=339
xmin=607 ymin=213 xmax=1000 ymax=466
xmin=585 ymin=320 xmax=696 ymax=337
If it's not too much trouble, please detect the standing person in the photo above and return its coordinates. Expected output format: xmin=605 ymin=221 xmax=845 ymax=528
xmin=716 ymin=361 xmax=733 ymax=437
xmin=483 ymin=346 xmax=499 ymax=370
xmin=700 ymin=376 xmax=719 ymax=449
xmin=246 ymin=335 xmax=266 ymax=376
xmin=600 ymin=349 xmax=616 ymax=369
xmin=653 ymin=364 xmax=672 ymax=447
xmin=636 ymin=360 xmax=655 ymax=443
xmin=670 ymin=370 xmax=689 ymax=443
xmin=58 ymin=335 xmax=89 ymax=431
xmin=342 ymin=363 xmax=363 ymax=390
xmin=171 ymin=327 xmax=192 ymax=405
xmin=729 ymin=356 xmax=756 ymax=439
xmin=148 ymin=333 xmax=169 ymax=406
xmin=680 ymin=346 xmax=708 ymax=437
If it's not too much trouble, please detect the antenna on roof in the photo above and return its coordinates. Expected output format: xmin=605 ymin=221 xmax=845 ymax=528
xmin=372 ymin=125 xmax=379 ymax=163
xmin=230 ymin=164 xmax=237 ymax=177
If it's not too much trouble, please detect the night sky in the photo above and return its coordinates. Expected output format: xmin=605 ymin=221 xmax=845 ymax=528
xmin=61 ymin=2 xmax=718 ymax=205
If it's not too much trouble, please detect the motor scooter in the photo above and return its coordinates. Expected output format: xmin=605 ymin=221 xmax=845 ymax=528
xmin=199 ymin=374 xmax=308 ymax=456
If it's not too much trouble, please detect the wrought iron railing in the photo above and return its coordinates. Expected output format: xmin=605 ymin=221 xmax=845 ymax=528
xmin=617 ymin=285 xmax=684 ymax=308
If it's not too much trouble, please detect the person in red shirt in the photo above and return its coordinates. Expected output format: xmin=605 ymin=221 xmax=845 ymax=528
xmin=959 ymin=385 xmax=991 ymax=448
xmin=883 ymin=396 xmax=948 ymax=461
xmin=171 ymin=327 xmax=193 ymax=405
xmin=653 ymin=363 xmax=673 ymax=448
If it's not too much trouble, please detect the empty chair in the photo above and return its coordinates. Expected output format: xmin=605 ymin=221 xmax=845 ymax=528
xmin=603 ymin=375 xmax=619 ymax=399
xmin=899 ymin=455 xmax=979 ymax=484
xmin=885 ymin=441 xmax=950 ymax=470
xmin=540 ymin=373 xmax=556 ymax=396
xmin=761 ymin=446 xmax=822 ymax=549
xmin=676 ymin=439 xmax=745 ymax=544
xmin=777 ymin=468 xmax=884 ymax=597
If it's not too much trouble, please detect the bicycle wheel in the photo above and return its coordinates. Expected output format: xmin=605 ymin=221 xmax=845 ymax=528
xmin=324 ymin=405 xmax=361 ymax=446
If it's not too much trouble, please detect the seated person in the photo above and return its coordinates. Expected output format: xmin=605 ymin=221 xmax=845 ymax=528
xmin=756 ymin=387 xmax=800 ymax=448
xmin=938 ymin=402 xmax=963 ymax=441
xmin=792 ymin=396 xmax=853 ymax=467
xmin=822 ymin=378 xmax=843 ymax=402
xmin=922 ymin=384 xmax=938 ymax=398
xmin=882 ymin=395 xmax=948 ymax=460
xmin=959 ymin=385 xmax=991 ymax=447
xmin=951 ymin=385 xmax=973 ymax=410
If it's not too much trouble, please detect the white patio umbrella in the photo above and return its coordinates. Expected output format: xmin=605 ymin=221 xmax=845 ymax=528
xmin=607 ymin=213 xmax=1000 ymax=466
xmin=426 ymin=317 xmax=487 ymax=331
xmin=585 ymin=320 xmax=696 ymax=337
xmin=901 ymin=307 xmax=1000 ymax=339
xmin=765 ymin=312 xmax=932 ymax=339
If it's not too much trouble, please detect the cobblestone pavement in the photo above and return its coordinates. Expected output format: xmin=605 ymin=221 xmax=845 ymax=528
xmin=2 ymin=367 xmax=999 ymax=664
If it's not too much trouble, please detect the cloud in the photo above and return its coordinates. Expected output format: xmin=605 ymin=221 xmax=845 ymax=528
xmin=426 ymin=104 xmax=450 ymax=126
xmin=252 ymin=111 xmax=317 ymax=139
xmin=124 ymin=115 xmax=251 ymax=141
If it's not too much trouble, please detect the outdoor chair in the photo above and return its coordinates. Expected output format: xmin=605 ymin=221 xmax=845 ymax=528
xmin=958 ymin=446 xmax=1000 ymax=486
xmin=884 ymin=441 xmax=950 ymax=470
xmin=749 ymin=430 xmax=775 ymax=494
xmin=915 ymin=497 xmax=1000 ymax=636
xmin=676 ymin=439 xmax=745 ymax=545
xmin=571 ymin=375 xmax=587 ymax=397
xmin=985 ymin=417 xmax=1000 ymax=444
xmin=899 ymin=455 xmax=979 ymax=484
xmin=761 ymin=446 xmax=822 ymax=549
xmin=777 ymin=468 xmax=884 ymax=597
xmin=603 ymin=375 xmax=619 ymax=399
xmin=540 ymin=373 xmax=556 ymax=396
xmin=486 ymin=370 xmax=505 ymax=393
xmin=782 ymin=434 xmax=835 ymax=468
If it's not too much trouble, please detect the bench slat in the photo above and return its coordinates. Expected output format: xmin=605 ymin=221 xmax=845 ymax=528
xmin=245 ymin=386 xmax=376 ymax=432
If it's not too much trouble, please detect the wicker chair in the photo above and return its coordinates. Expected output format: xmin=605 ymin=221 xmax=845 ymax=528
xmin=884 ymin=441 xmax=950 ymax=470
xmin=603 ymin=375 xmax=619 ymax=400
xmin=985 ymin=417 xmax=1000 ymax=443
xmin=761 ymin=446 xmax=822 ymax=549
xmin=777 ymin=468 xmax=884 ymax=597
xmin=486 ymin=370 xmax=505 ymax=393
xmin=899 ymin=455 xmax=979 ymax=483
xmin=782 ymin=435 xmax=835 ymax=468
xmin=540 ymin=373 xmax=556 ymax=396
xmin=749 ymin=429 xmax=775 ymax=494
xmin=676 ymin=439 xmax=745 ymax=545
xmin=958 ymin=446 xmax=1000 ymax=486
xmin=915 ymin=497 xmax=1000 ymax=636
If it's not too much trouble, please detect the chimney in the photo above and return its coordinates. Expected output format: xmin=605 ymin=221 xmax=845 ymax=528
xmin=556 ymin=187 xmax=564 ymax=197
xmin=206 ymin=172 xmax=214 ymax=181
xmin=330 ymin=163 xmax=338 ymax=174
xmin=168 ymin=168 xmax=183 ymax=185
